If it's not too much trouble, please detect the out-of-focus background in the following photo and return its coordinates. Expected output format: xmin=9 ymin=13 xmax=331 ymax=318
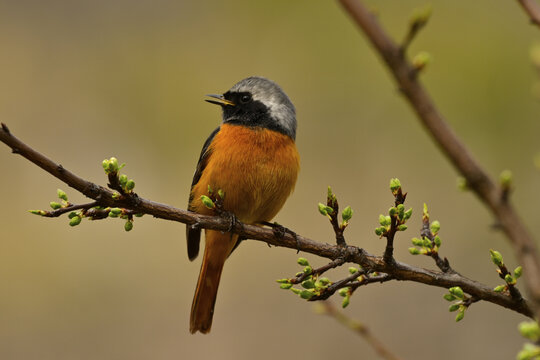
xmin=1 ymin=1 xmax=539 ymax=359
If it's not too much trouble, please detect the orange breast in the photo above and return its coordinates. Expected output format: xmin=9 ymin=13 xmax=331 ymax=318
xmin=190 ymin=124 xmax=300 ymax=224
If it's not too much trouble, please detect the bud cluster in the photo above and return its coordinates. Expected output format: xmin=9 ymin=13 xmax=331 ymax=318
xmin=489 ymin=249 xmax=522 ymax=294
xmin=375 ymin=179 xmax=412 ymax=238
xmin=276 ymin=257 xmax=333 ymax=301
xmin=443 ymin=286 xmax=469 ymax=322
xmin=409 ymin=203 xmax=442 ymax=256
xmin=517 ymin=321 xmax=540 ymax=360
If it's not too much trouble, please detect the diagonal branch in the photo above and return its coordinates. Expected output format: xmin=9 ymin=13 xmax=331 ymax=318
xmin=0 ymin=122 xmax=534 ymax=318
xmin=517 ymin=0 xmax=540 ymax=27
xmin=337 ymin=0 xmax=540 ymax=320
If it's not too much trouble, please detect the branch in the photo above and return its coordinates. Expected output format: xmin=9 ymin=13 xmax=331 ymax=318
xmin=337 ymin=0 xmax=540 ymax=320
xmin=0 ymin=123 xmax=533 ymax=319
xmin=517 ymin=0 xmax=540 ymax=27
xmin=318 ymin=301 xmax=403 ymax=360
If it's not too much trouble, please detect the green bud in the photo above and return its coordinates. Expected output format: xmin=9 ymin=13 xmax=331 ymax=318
xmin=342 ymin=206 xmax=353 ymax=222
xmin=301 ymin=280 xmax=315 ymax=289
xmin=109 ymin=157 xmax=119 ymax=171
xmin=409 ymin=247 xmax=421 ymax=255
xmin=398 ymin=224 xmax=408 ymax=231
xmin=57 ymin=189 xmax=68 ymax=201
xmin=217 ymin=189 xmax=225 ymax=199
xmin=434 ymin=235 xmax=442 ymax=247
xmin=493 ymin=285 xmax=506 ymax=293
xmin=423 ymin=237 xmax=433 ymax=248
xmin=430 ymin=221 xmax=440 ymax=234
xmin=457 ymin=176 xmax=468 ymax=191
xmin=29 ymin=209 xmax=46 ymax=216
xmin=297 ymin=257 xmax=309 ymax=266
xmin=412 ymin=237 xmax=424 ymax=246
xmin=207 ymin=185 xmax=213 ymax=194
xmin=490 ymin=249 xmax=504 ymax=267
xmin=389 ymin=178 xmax=401 ymax=193
xmin=303 ymin=266 xmax=312 ymax=275
xmin=68 ymin=212 xmax=78 ymax=219
xmin=112 ymin=192 xmax=121 ymax=200
xmin=102 ymin=159 xmax=110 ymax=171
xmin=110 ymin=208 xmax=122 ymax=216
xmin=449 ymin=287 xmax=464 ymax=299
xmin=200 ymin=195 xmax=215 ymax=209
xmin=124 ymin=220 xmax=133 ymax=232
xmin=422 ymin=203 xmax=429 ymax=222
xmin=108 ymin=211 xmax=119 ymax=218
xmin=403 ymin=208 xmax=413 ymax=221
xmin=379 ymin=214 xmax=386 ymax=226
xmin=134 ymin=213 xmax=143 ymax=217
xmin=443 ymin=293 xmax=456 ymax=301
xmin=295 ymin=272 xmax=303 ymax=277
xmin=276 ymin=279 xmax=289 ymax=284
xmin=299 ymin=290 xmax=314 ymax=300
xmin=410 ymin=4 xmax=432 ymax=26
xmin=514 ymin=266 xmax=523 ymax=279
xmin=69 ymin=216 xmax=82 ymax=227
xmin=375 ymin=227 xmax=385 ymax=236
xmin=412 ymin=51 xmax=432 ymax=71
xmin=348 ymin=267 xmax=358 ymax=274
xmin=389 ymin=207 xmax=397 ymax=217
xmin=499 ymin=169 xmax=513 ymax=188
xmin=49 ymin=201 xmax=62 ymax=210
xmin=318 ymin=203 xmax=328 ymax=216
xmin=518 ymin=321 xmax=540 ymax=341
xmin=290 ymin=288 xmax=301 ymax=295
xmin=318 ymin=277 xmax=330 ymax=285
xmin=118 ymin=174 xmax=128 ymax=187
xmin=396 ymin=204 xmax=405 ymax=212
xmin=125 ymin=179 xmax=135 ymax=191
xmin=455 ymin=310 xmax=465 ymax=322
xmin=338 ymin=288 xmax=349 ymax=297
xmin=449 ymin=304 xmax=460 ymax=312
xmin=505 ymin=274 xmax=516 ymax=285
xmin=342 ymin=296 xmax=350 ymax=308
xmin=280 ymin=283 xmax=293 ymax=290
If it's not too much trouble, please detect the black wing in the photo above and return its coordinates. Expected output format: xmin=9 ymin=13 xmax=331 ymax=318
xmin=186 ymin=126 xmax=221 ymax=261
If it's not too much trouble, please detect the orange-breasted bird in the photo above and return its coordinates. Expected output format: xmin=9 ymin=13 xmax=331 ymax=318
xmin=186 ymin=76 xmax=300 ymax=334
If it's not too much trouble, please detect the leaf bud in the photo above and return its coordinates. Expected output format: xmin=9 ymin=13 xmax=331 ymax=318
xmin=505 ymin=274 xmax=516 ymax=285
xmin=499 ymin=169 xmax=513 ymax=189
xmin=125 ymin=179 xmax=135 ymax=191
xmin=303 ymin=266 xmax=312 ymax=275
xmin=490 ymin=249 xmax=504 ymax=267
xmin=348 ymin=267 xmax=358 ymax=274
xmin=69 ymin=216 xmax=82 ymax=227
xmin=449 ymin=286 xmax=464 ymax=299
xmin=200 ymin=195 xmax=215 ymax=209
xmin=301 ymin=280 xmax=315 ymax=289
xmin=57 ymin=189 xmax=68 ymax=201
xmin=434 ymin=235 xmax=442 ymax=247
xmin=389 ymin=178 xmax=401 ymax=194
xmin=518 ymin=321 xmax=540 ymax=341
xmin=514 ymin=266 xmax=523 ymax=279
xmin=389 ymin=207 xmax=397 ymax=217
xmin=455 ymin=311 xmax=465 ymax=322
xmin=124 ymin=220 xmax=133 ymax=232
xmin=338 ymin=288 xmax=349 ymax=297
xmin=297 ymin=257 xmax=309 ymax=266
xmin=375 ymin=227 xmax=385 ymax=236
xmin=118 ymin=174 xmax=128 ymax=187
xmin=318 ymin=203 xmax=328 ymax=216
xmin=443 ymin=293 xmax=456 ymax=301
xmin=299 ymin=290 xmax=314 ymax=300
xmin=342 ymin=206 xmax=353 ymax=222
xmin=29 ymin=209 xmax=46 ymax=216
xmin=49 ymin=202 xmax=62 ymax=210
xmin=280 ymin=283 xmax=293 ymax=290
xmin=412 ymin=237 xmax=424 ymax=246
xmin=276 ymin=279 xmax=290 ymax=284
xmin=398 ymin=224 xmax=408 ymax=231
xmin=448 ymin=304 xmax=460 ymax=312
xmin=412 ymin=51 xmax=432 ymax=71
xmin=493 ymin=285 xmax=506 ymax=293
xmin=68 ymin=212 xmax=78 ymax=219
xmin=342 ymin=296 xmax=350 ymax=308
xmin=403 ymin=208 xmax=413 ymax=221
xmin=408 ymin=247 xmax=421 ymax=255
xmin=217 ymin=189 xmax=225 ymax=199
xmin=430 ymin=220 xmax=441 ymax=234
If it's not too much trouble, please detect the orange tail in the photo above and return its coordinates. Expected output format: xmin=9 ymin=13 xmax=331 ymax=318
xmin=190 ymin=230 xmax=238 ymax=334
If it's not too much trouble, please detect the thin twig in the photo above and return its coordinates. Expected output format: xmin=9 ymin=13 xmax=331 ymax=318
xmin=517 ymin=0 xmax=540 ymax=27
xmin=319 ymin=301 xmax=403 ymax=360
xmin=337 ymin=0 xmax=540 ymax=320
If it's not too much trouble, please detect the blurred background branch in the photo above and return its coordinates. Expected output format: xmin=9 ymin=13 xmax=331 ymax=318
xmin=517 ymin=0 xmax=540 ymax=26
xmin=338 ymin=0 xmax=540 ymax=321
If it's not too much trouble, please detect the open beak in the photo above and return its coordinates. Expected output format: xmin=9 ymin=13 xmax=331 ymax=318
xmin=205 ymin=94 xmax=235 ymax=106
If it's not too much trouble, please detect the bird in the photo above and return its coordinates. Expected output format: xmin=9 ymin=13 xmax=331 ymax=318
xmin=186 ymin=76 xmax=300 ymax=334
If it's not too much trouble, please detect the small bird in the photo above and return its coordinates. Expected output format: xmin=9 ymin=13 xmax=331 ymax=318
xmin=186 ymin=76 xmax=300 ymax=334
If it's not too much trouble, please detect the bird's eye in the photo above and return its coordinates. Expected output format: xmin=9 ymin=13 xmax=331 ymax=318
xmin=240 ymin=94 xmax=252 ymax=103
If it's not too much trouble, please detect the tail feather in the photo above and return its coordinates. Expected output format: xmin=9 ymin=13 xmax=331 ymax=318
xmin=190 ymin=230 xmax=238 ymax=334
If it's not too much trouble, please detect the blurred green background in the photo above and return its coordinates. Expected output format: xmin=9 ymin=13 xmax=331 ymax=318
xmin=1 ymin=0 xmax=539 ymax=359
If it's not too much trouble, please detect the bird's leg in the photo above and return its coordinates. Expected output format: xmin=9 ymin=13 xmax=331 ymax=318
xmin=259 ymin=221 xmax=300 ymax=253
